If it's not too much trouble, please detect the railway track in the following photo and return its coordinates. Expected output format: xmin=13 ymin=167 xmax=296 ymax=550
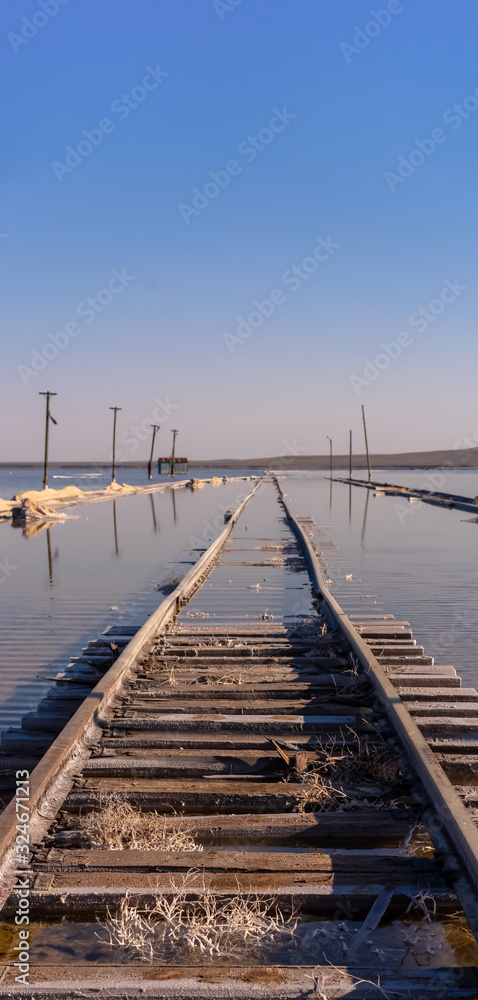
xmin=1 ymin=479 xmax=478 ymax=995
xmin=331 ymin=475 xmax=478 ymax=517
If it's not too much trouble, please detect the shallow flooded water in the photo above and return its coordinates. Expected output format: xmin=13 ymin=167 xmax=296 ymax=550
xmin=0 ymin=913 xmax=476 ymax=969
xmin=0 ymin=465 xmax=258 ymax=498
xmin=0 ymin=477 xmax=257 ymax=732
xmin=282 ymin=470 xmax=478 ymax=685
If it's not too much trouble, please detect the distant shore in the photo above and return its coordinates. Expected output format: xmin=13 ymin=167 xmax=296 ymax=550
xmin=2 ymin=449 xmax=478 ymax=471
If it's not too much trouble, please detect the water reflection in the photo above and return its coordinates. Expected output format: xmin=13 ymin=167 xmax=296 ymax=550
xmin=46 ymin=528 xmax=54 ymax=588
xmin=0 ymin=479 xmax=254 ymax=733
xmin=150 ymin=493 xmax=159 ymax=534
xmin=361 ymin=490 xmax=370 ymax=549
xmin=112 ymin=500 xmax=120 ymax=558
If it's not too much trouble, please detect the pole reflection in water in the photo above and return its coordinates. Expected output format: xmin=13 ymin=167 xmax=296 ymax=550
xmin=46 ymin=527 xmax=53 ymax=587
xmin=361 ymin=489 xmax=370 ymax=549
xmin=329 ymin=477 xmax=333 ymax=513
xmin=349 ymin=484 xmax=352 ymax=526
xmin=44 ymin=526 xmax=59 ymax=587
xmin=113 ymin=500 xmax=120 ymax=558
xmin=150 ymin=493 xmax=159 ymax=533
xmin=171 ymin=487 xmax=177 ymax=524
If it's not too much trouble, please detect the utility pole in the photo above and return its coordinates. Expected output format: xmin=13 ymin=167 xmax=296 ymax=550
xmin=361 ymin=404 xmax=371 ymax=482
xmin=148 ymin=424 xmax=160 ymax=480
xmin=326 ymin=435 xmax=332 ymax=480
xmin=170 ymin=429 xmax=178 ymax=477
xmin=39 ymin=391 xmax=57 ymax=488
xmin=109 ymin=407 xmax=121 ymax=483
xmin=349 ymin=429 xmax=352 ymax=479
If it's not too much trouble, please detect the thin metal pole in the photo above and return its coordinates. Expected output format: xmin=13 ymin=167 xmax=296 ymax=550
xmin=148 ymin=424 xmax=160 ymax=480
xmin=39 ymin=391 xmax=57 ymax=488
xmin=109 ymin=407 xmax=122 ymax=483
xmin=349 ymin=430 xmax=352 ymax=479
xmin=361 ymin=405 xmax=371 ymax=482
xmin=170 ymin=429 xmax=178 ymax=477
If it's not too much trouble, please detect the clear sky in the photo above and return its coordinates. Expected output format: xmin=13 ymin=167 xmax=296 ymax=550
xmin=2 ymin=0 xmax=477 ymax=462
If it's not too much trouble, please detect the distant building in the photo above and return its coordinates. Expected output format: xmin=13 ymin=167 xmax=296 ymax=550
xmin=158 ymin=458 xmax=188 ymax=474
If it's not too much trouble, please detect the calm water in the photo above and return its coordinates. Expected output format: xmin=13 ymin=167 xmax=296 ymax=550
xmin=0 ymin=466 xmax=477 ymax=734
xmin=0 ymin=466 xmax=261 ymax=499
xmin=0 ymin=475 xmax=257 ymax=732
xmin=282 ymin=470 xmax=478 ymax=685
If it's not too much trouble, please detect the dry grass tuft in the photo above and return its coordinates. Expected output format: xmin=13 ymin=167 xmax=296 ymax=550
xmin=293 ymin=771 xmax=348 ymax=814
xmin=102 ymin=873 xmax=298 ymax=961
xmin=203 ymin=669 xmax=245 ymax=686
xmin=288 ymin=731 xmax=402 ymax=813
xmin=306 ymin=964 xmax=392 ymax=999
xmin=158 ymin=664 xmax=178 ymax=687
xmin=314 ymin=731 xmax=401 ymax=785
xmin=82 ymin=794 xmax=203 ymax=852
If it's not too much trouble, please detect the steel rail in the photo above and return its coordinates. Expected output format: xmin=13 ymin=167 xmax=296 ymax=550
xmin=276 ymin=481 xmax=478 ymax=933
xmin=0 ymin=479 xmax=264 ymax=905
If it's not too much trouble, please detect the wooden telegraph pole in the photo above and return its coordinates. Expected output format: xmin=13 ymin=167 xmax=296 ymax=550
xmin=148 ymin=424 xmax=160 ymax=480
xmin=361 ymin=405 xmax=371 ymax=482
xmin=109 ymin=407 xmax=122 ymax=483
xmin=169 ymin=429 xmax=179 ymax=477
xmin=39 ymin=391 xmax=57 ymax=488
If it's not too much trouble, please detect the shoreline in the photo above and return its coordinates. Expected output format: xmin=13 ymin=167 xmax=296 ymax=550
xmin=0 ymin=475 xmax=259 ymax=523
xmin=1 ymin=449 xmax=478 ymax=472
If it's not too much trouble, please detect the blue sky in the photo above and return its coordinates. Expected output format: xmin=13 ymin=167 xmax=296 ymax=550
xmin=1 ymin=0 xmax=477 ymax=461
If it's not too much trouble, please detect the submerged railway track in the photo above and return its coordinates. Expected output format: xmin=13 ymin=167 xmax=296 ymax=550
xmin=0 ymin=479 xmax=478 ymax=995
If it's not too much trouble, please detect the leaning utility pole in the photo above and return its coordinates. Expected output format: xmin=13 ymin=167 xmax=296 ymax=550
xmin=109 ymin=407 xmax=122 ymax=483
xmin=169 ymin=429 xmax=179 ymax=477
xmin=361 ymin=405 xmax=371 ymax=482
xmin=148 ymin=424 xmax=160 ymax=480
xmin=39 ymin=391 xmax=57 ymax=488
